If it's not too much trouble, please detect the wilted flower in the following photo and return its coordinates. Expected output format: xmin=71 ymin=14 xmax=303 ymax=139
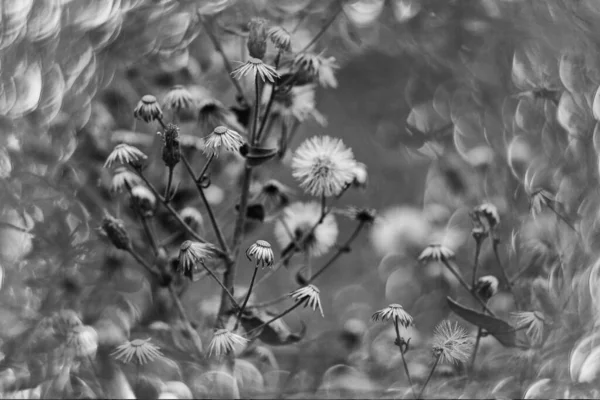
xmin=231 ymin=57 xmax=279 ymax=83
xmin=104 ymin=144 xmax=147 ymax=169
xmin=290 ymin=284 xmax=324 ymax=317
xmin=102 ymin=214 xmax=131 ymax=250
xmin=198 ymin=97 xmax=243 ymax=135
xmin=269 ymin=84 xmax=326 ymax=125
xmin=163 ymin=85 xmax=194 ymax=111
xmin=474 ymin=275 xmax=499 ymax=302
xmin=111 ymin=167 xmax=141 ymax=193
xmin=474 ymin=203 xmax=500 ymax=231
xmin=293 ymin=52 xmax=339 ymax=88
xmin=247 ymin=18 xmax=269 ymax=59
xmin=160 ymin=123 xmax=181 ymax=168
xmin=512 ymin=311 xmax=547 ymax=346
xmin=134 ymin=95 xmax=163 ymax=123
xmin=178 ymin=240 xmax=214 ymax=280
xmin=246 ymin=240 xmax=275 ymax=268
xmin=67 ymin=325 xmax=98 ymax=358
xmin=111 ymin=338 xmax=163 ymax=364
xmin=371 ymin=304 xmax=413 ymax=328
xmin=418 ymin=244 xmax=455 ymax=263
xmin=432 ymin=320 xmax=473 ymax=364
xmin=274 ymin=201 xmax=338 ymax=257
xmin=180 ymin=207 xmax=204 ymax=231
xmin=292 ymin=135 xmax=356 ymax=197
xmin=341 ymin=206 xmax=377 ymax=224
xmin=130 ymin=185 xmax=156 ymax=216
xmin=207 ymin=329 xmax=248 ymax=358
xmin=251 ymin=179 xmax=295 ymax=211
xmin=202 ymin=126 xmax=245 ymax=157
xmin=268 ymin=26 xmax=292 ymax=51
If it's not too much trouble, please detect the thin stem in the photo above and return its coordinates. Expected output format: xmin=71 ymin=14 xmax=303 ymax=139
xmin=298 ymin=1 xmax=344 ymax=53
xmin=492 ymin=239 xmax=516 ymax=301
xmin=469 ymin=326 xmax=483 ymax=375
xmin=442 ymin=260 xmax=495 ymax=316
xmin=256 ymin=51 xmax=282 ymax=144
xmin=245 ymin=301 xmax=302 ymax=337
xmin=163 ymin=166 xmax=174 ymax=204
xmin=471 ymin=237 xmax=484 ymax=287
xmin=234 ymin=266 xmax=259 ymax=331
xmin=546 ymin=202 xmax=576 ymax=231
xmin=310 ymin=222 xmax=365 ymax=282
xmin=200 ymin=262 xmax=240 ymax=309
xmin=394 ymin=319 xmax=417 ymax=399
xmin=418 ymin=353 xmax=441 ymax=399
xmin=126 ymin=182 xmax=160 ymax=255
xmin=197 ymin=153 xmax=215 ymax=182
xmin=128 ymin=248 xmax=160 ymax=278
xmin=167 ymin=284 xmax=204 ymax=357
xmin=251 ymin=74 xmax=261 ymax=146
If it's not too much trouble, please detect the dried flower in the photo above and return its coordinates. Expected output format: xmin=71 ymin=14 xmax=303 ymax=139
xmin=104 ymin=144 xmax=147 ymax=169
xmin=418 ymin=244 xmax=455 ymax=263
xmin=292 ymin=135 xmax=356 ymax=197
xmin=474 ymin=275 xmax=499 ymax=302
xmin=160 ymin=123 xmax=181 ymax=168
xmin=134 ymin=95 xmax=163 ymax=123
xmin=111 ymin=338 xmax=163 ymax=364
xmin=341 ymin=206 xmax=377 ymax=224
xmin=180 ymin=207 xmax=204 ymax=231
xmin=130 ymin=185 xmax=156 ymax=216
xmin=178 ymin=240 xmax=214 ymax=280
xmin=474 ymin=203 xmax=500 ymax=231
xmin=111 ymin=167 xmax=141 ymax=193
xmin=102 ymin=214 xmax=131 ymax=250
xmin=67 ymin=325 xmax=99 ymax=358
xmin=432 ymin=320 xmax=473 ymax=364
xmin=371 ymin=304 xmax=413 ymax=328
xmin=290 ymin=284 xmax=324 ymax=317
xmin=247 ymin=18 xmax=269 ymax=59
xmin=202 ymin=126 xmax=245 ymax=157
xmin=511 ymin=311 xmax=547 ymax=346
xmin=163 ymin=85 xmax=194 ymax=111
xmin=274 ymin=201 xmax=338 ymax=257
xmin=251 ymin=179 xmax=295 ymax=211
xmin=293 ymin=52 xmax=339 ymax=88
xmin=268 ymin=26 xmax=292 ymax=51
xmin=207 ymin=329 xmax=248 ymax=358
xmin=246 ymin=240 xmax=275 ymax=268
xmin=232 ymin=57 xmax=279 ymax=83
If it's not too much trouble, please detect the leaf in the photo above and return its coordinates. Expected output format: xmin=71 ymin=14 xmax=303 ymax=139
xmin=446 ymin=297 xmax=517 ymax=347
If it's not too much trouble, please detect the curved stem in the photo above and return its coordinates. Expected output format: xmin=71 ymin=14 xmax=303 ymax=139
xmin=394 ymin=319 xmax=417 ymax=399
xmin=234 ymin=266 xmax=259 ymax=331
xmin=163 ymin=166 xmax=174 ymax=204
xmin=442 ymin=260 xmax=495 ymax=316
xmin=200 ymin=262 xmax=239 ymax=309
xmin=245 ymin=301 xmax=302 ymax=337
xmin=418 ymin=353 xmax=441 ymax=399
xmin=471 ymin=238 xmax=483 ymax=287
xmin=298 ymin=1 xmax=344 ymax=53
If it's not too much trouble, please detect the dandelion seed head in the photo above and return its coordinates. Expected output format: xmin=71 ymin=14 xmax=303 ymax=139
xmin=431 ymin=320 xmax=473 ymax=364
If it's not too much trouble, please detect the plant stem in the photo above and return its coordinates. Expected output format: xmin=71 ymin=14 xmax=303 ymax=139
xmin=418 ymin=353 xmax=441 ymax=399
xmin=197 ymin=153 xmax=215 ymax=182
xmin=245 ymin=301 xmax=302 ymax=337
xmin=128 ymin=247 xmax=160 ymax=278
xmin=471 ymin=237 xmax=484 ymax=287
xmin=168 ymin=284 xmax=204 ymax=356
xmin=546 ymin=202 xmax=576 ymax=231
xmin=256 ymin=51 xmax=282 ymax=144
xmin=492 ymin=239 xmax=515 ymax=302
xmin=251 ymin=74 xmax=261 ymax=146
xmin=234 ymin=266 xmax=259 ymax=331
xmin=394 ymin=319 xmax=417 ymax=399
xmin=469 ymin=326 xmax=483 ymax=376
xmin=199 ymin=262 xmax=240 ymax=309
xmin=298 ymin=0 xmax=344 ymax=53
xmin=163 ymin=166 xmax=174 ymax=204
xmin=442 ymin=260 xmax=495 ymax=316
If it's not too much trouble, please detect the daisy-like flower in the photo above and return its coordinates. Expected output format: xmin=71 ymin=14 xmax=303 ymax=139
xmin=202 ymin=126 xmax=245 ymax=157
xmin=111 ymin=338 xmax=163 ymax=364
xmin=178 ymin=240 xmax=214 ymax=280
xmin=474 ymin=275 xmax=499 ymax=302
xmin=180 ymin=207 xmax=204 ymax=231
xmin=246 ymin=240 xmax=275 ymax=268
xmin=292 ymin=135 xmax=356 ymax=197
xmin=293 ymin=52 xmax=339 ymax=88
xmin=274 ymin=201 xmax=339 ymax=257
xmin=163 ymin=85 xmax=194 ymax=111
xmin=207 ymin=329 xmax=248 ymax=358
xmin=290 ymin=284 xmax=324 ymax=317
xmin=371 ymin=304 xmax=413 ymax=328
xmin=418 ymin=244 xmax=455 ymax=263
xmin=431 ymin=320 xmax=473 ymax=364
xmin=104 ymin=143 xmax=147 ymax=169
xmin=110 ymin=167 xmax=141 ymax=193
xmin=268 ymin=26 xmax=292 ymax=51
xmin=134 ymin=95 xmax=163 ymax=123
xmin=269 ymin=84 xmax=327 ymax=126
xmin=231 ymin=57 xmax=279 ymax=83
xmin=474 ymin=203 xmax=500 ymax=231
xmin=66 ymin=325 xmax=98 ymax=358
xmin=511 ymin=311 xmax=547 ymax=346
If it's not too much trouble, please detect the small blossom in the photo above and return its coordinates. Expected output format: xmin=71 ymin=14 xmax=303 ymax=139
xmin=246 ymin=240 xmax=275 ymax=268
xmin=293 ymin=52 xmax=339 ymax=88
xmin=160 ymin=123 xmax=181 ymax=168
xmin=268 ymin=26 xmax=292 ymax=51
xmin=247 ymin=18 xmax=268 ymax=59
xmin=163 ymin=85 xmax=194 ymax=111
xmin=431 ymin=320 xmax=473 ymax=364
xmin=130 ymin=185 xmax=156 ymax=216
xmin=371 ymin=304 xmax=413 ymax=328
xmin=111 ymin=338 xmax=163 ymax=364
xmin=180 ymin=207 xmax=204 ymax=231
xmin=418 ymin=244 xmax=455 ymax=263
xmin=104 ymin=144 xmax=147 ymax=169
xmin=202 ymin=126 xmax=245 ymax=157
xmin=290 ymin=284 xmax=324 ymax=317
xmin=102 ymin=214 xmax=131 ymax=250
xmin=67 ymin=325 xmax=98 ymax=358
xmin=111 ymin=167 xmax=141 ymax=193
xmin=231 ymin=57 xmax=279 ymax=83
xmin=474 ymin=275 xmax=499 ymax=302
xmin=292 ymin=136 xmax=356 ymax=197
xmin=511 ymin=311 xmax=547 ymax=346
xmin=351 ymin=162 xmax=368 ymax=189
xmin=134 ymin=95 xmax=163 ymax=123
xmin=178 ymin=240 xmax=214 ymax=280
xmin=208 ymin=329 xmax=248 ymax=358
xmin=341 ymin=206 xmax=376 ymax=224
xmin=474 ymin=203 xmax=500 ymax=231
xmin=274 ymin=201 xmax=338 ymax=257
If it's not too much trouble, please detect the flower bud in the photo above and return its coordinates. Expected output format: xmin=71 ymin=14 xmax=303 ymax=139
xmin=161 ymin=123 xmax=181 ymax=168
xmin=474 ymin=275 xmax=499 ymax=302
xmin=247 ymin=18 xmax=268 ymax=60
xmin=102 ymin=214 xmax=131 ymax=250
xmin=130 ymin=185 xmax=156 ymax=217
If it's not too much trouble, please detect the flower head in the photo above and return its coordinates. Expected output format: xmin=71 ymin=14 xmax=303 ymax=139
xmin=178 ymin=240 xmax=214 ymax=280
xmin=163 ymin=85 xmax=194 ymax=111
xmin=198 ymin=97 xmax=243 ymax=135
xmin=432 ymin=320 xmax=473 ymax=364
xmin=292 ymin=136 xmax=356 ymax=197
xmin=160 ymin=123 xmax=181 ymax=168
xmin=110 ymin=167 xmax=141 ymax=193
xmin=418 ymin=244 xmax=455 ymax=263
xmin=290 ymin=284 xmax=324 ymax=317
xmin=474 ymin=275 xmax=499 ymax=302
xmin=274 ymin=201 xmax=338 ymax=257
xmin=180 ymin=207 xmax=204 ymax=231
xmin=247 ymin=18 xmax=269 ymax=59
xmin=269 ymin=84 xmax=326 ymax=125
xmin=134 ymin=95 xmax=163 ymax=123
xmin=67 ymin=325 xmax=98 ymax=358
xmin=511 ymin=311 xmax=546 ymax=346
xmin=231 ymin=57 xmax=279 ymax=83
xmin=293 ymin=52 xmax=339 ymax=88
xmin=111 ymin=338 xmax=163 ymax=364
xmin=130 ymin=185 xmax=156 ymax=216
xmin=474 ymin=203 xmax=500 ymax=231
xmin=202 ymin=126 xmax=244 ymax=157
xmin=371 ymin=304 xmax=413 ymax=328
xmin=341 ymin=206 xmax=377 ymax=224
xmin=246 ymin=240 xmax=275 ymax=268
xmin=104 ymin=144 xmax=147 ymax=169
xmin=101 ymin=214 xmax=131 ymax=250
xmin=268 ymin=26 xmax=292 ymax=51
xmin=251 ymin=179 xmax=295 ymax=211
xmin=207 ymin=329 xmax=248 ymax=358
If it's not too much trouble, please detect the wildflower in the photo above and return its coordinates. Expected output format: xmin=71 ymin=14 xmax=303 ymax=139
xmin=180 ymin=207 xmax=204 ymax=231
xmin=102 ymin=214 xmax=131 ymax=250
xmin=292 ymin=136 xmax=356 ymax=197
xmin=274 ymin=201 xmax=338 ymax=257
xmin=178 ymin=240 xmax=214 ymax=280
xmin=163 ymin=85 xmax=194 ymax=111
xmin=431 ymin=320 xmax=473 ymax=364
xmin=293 ymin=52 xmax=339 ymax=88
xmin=247 ymin=18 xmax=268 ymax=59
xmin=269 ymin=84 xmax=326 ymax=125
xmin=231 ymin=57 xmax=279 ymax=83
xmin=418 ymin=244 xmax=455 ymax=263
xmin=202 ymin=126 xmax=244 ymax=157
xmin=290 ymin=284 xmax=324 ymax=317
xmin=268 ymin=26 xmax=292 ymax=51
xmin=246 ymin=240 xmax=275 ymax=268
xmin=511 ymin=311 xmax=547 ymax=346
xmin=130 ymin=185 xmax=156 ymax=216
xmin=160 ymin=123 xmax=181 ymax=168
xmin=474 ymin=275 xmax=499 ymax=302
xmin=371 ymin=304 xmax=413 ymax=328
xmin=104 ymin=144 xmax=147 ymax=169
xmin=134 ymin=95 xmax=163 ymax=123
xmin=111 ymin=338 xmax=163 ymax=364
xmin=207 ymin=329 xmax=248 ymax=358
xmin=474 ymin=203 xmax=500 ymax=231
xmin=341 ymin=206 xmax=377 ymax=224
xmin=110 ymin=167 xmax=141 ymax=193
xmin=198 ymin=97 xmax=243 ymax=135
xmin=67 ymin=325 xmax=98 ymax=358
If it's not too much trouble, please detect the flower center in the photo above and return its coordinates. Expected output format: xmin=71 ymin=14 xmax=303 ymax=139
xmin=311 ymin=158 xmax=333 ymax=178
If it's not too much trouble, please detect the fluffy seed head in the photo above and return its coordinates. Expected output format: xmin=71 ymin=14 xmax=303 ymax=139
xmin=110 ymin=167 xmax=141 ymax=193
xmin=432 ymin=320 xmax=473 ymax=364
xmin=474 ymin=275 xmax=499 ymax=302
